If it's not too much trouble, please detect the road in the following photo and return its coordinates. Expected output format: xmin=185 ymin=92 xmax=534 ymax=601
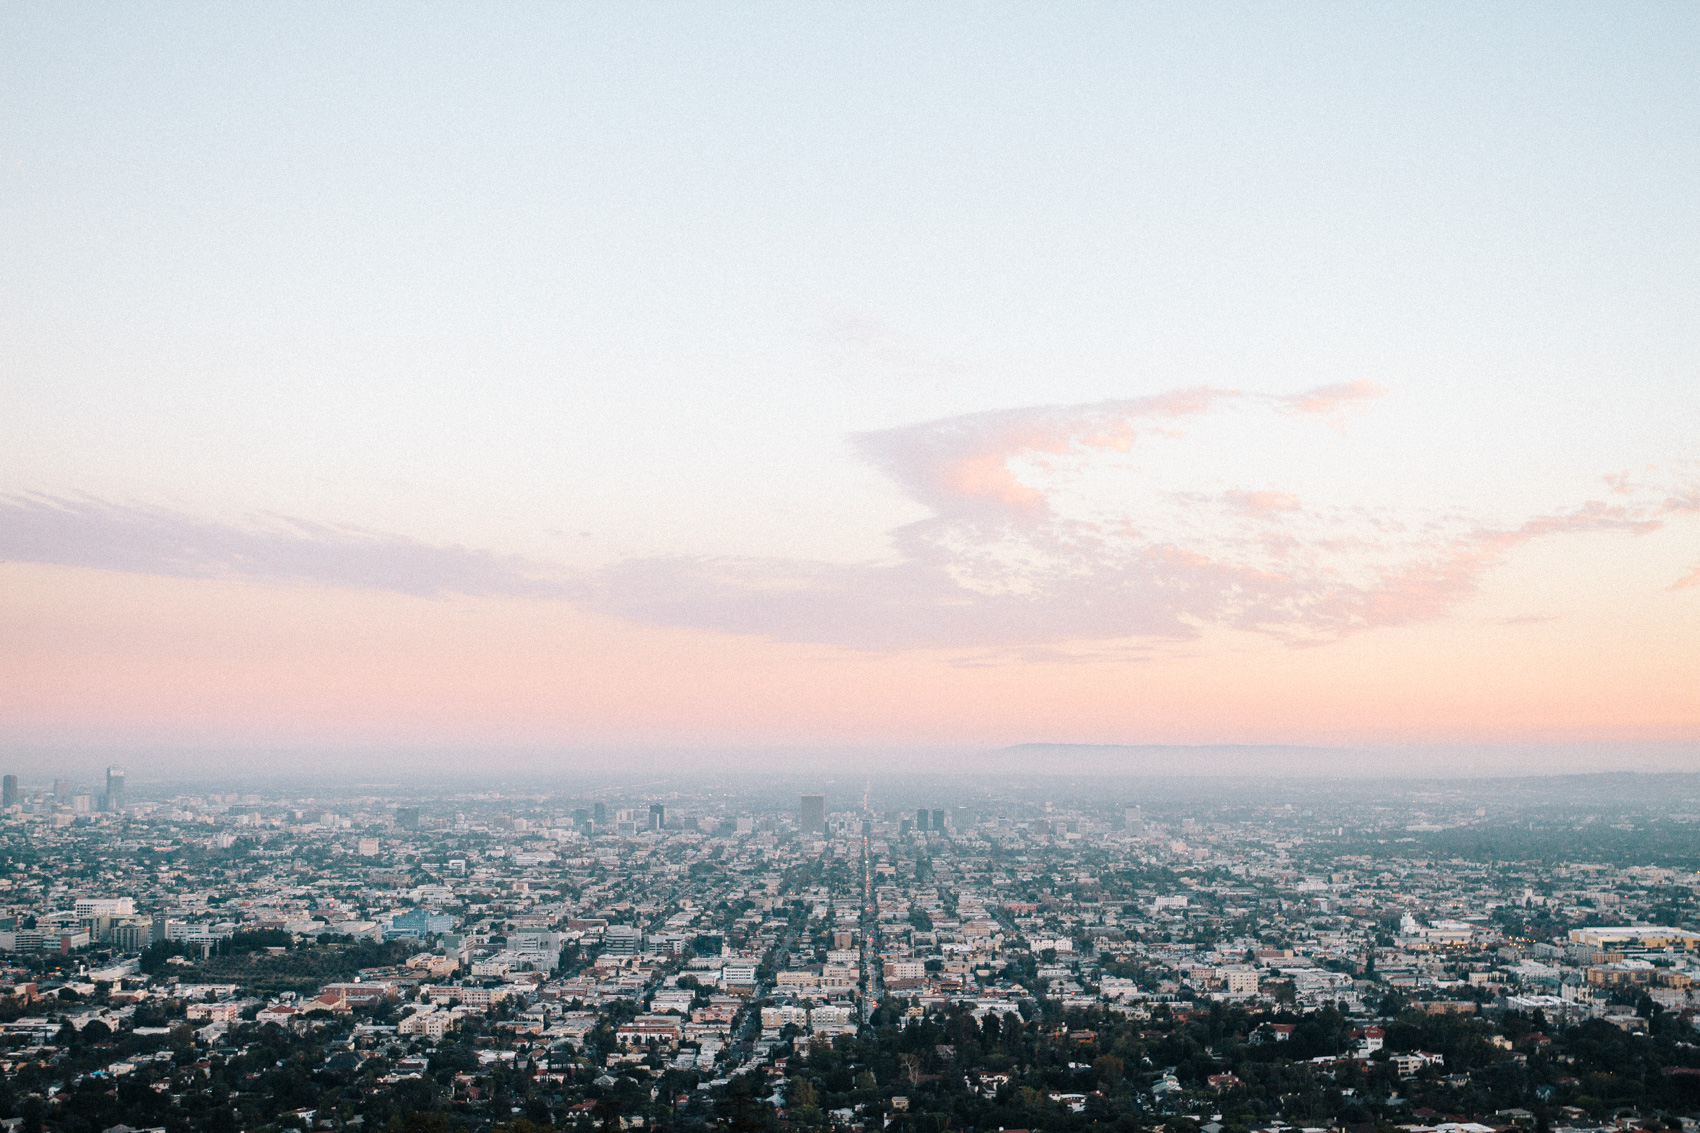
xmin=860 ymin=824 xmax=884 ymax=1023
xmin=727 ymin=916 xmax=803 ymax=1063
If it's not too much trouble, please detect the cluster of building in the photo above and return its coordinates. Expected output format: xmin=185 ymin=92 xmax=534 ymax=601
xmin=1 ymin=772 xmax=1698 ymax=1130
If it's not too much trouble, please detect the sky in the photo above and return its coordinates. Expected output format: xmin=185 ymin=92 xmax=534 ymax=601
xmin=3 ymin=4 xmax=1699 ymax=777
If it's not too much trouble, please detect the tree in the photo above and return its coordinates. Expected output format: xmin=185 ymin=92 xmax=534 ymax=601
xmin=1094 ymin=1054 xmax=1124 ymax=1088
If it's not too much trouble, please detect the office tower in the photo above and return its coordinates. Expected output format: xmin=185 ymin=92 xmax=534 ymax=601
xmin=53 ymin=778 xmax=71 ymax=800
xmin=649 ymin=803 xmax=665 ymax=831
xmin=593 ymin=802 xmax=607 ymax=825
xmin=1124 ymin=806 xmax=1143 ymax=833
xmin=104 ymin=766 xmax=125 ymax=811
xmin=1 ymin=776 xmax=16 ymax=808
xmin=953 ymin=805 xmax=971 ymax=829
xmin=394 ymin=807 xmax=420 ymax=830
xmin=916 ymin=808 xmax=930 ymax=832
xmin=800 ymin=794 xmax=825 ymax=834
xmin=573 ymin=808 xmax=590 ymax=828
xmin=932 ymin=809 xmax=946 ymax=832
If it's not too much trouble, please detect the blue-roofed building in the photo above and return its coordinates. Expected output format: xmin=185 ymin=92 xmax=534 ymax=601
xmin=385 ymin=908 xmax=455 ymax=939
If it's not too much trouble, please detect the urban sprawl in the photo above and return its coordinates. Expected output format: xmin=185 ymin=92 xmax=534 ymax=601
xmin=3 ymin=770 xmax=1700 ymax=1133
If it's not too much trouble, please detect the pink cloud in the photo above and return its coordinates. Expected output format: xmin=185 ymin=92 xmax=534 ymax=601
xmin=1674 ymin=565 xmax=1700 ymax=591
xmin=582 ymin=389 xmax=1698 ymax=651
xmin=1278 ymin=380 xmax=1387 ymax=418
xmin=1223 ymin=489 xmax=1302 ymax=517
xmin=1665 ymin=489 xmax=1700 ymax=515
xmin=11 ymin=390 xmax=1695 ymax=655
xmin=0 ymin=494 xmax=570 ymax=599
xmin=854 ymin=382 xmax=1390 ymax=524
xmin=853 ymin=386 xmax=1239 ymax=518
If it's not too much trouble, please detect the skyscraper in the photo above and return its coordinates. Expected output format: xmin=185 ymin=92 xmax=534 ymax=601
xmin=593 ymin=802 xmax=607 ymax=825
xmin=932 ymin=809 xmax=946 ymax=832
xmin=1 ymin=776 xmax=16 ymax=808
xmin=104 ymin=767 xmax=125 ymax=812
xmin=649 ymin=803 xmax=665 ymax=831
xmin=53 ymin=778 xmax=71 ymax=799
xmin=916 ymin=808 xmax=930 ymax=831
xmin=800 ymin=794 xmax=825 ymax=834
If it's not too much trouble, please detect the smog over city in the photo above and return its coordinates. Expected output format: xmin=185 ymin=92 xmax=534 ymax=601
xmin=2 ymin=5 xmax=1699 ymax=1133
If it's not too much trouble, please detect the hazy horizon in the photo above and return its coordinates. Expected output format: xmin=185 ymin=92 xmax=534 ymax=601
xmin=5 ymin=740 xmax=1698 ymax=788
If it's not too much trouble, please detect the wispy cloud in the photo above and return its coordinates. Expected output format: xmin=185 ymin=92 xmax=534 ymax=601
xmin=1279 ymin=380 xmax=1387 ymax=421
xmin=5 ymin=386 xmax=1694 ymax=654
xmin=0 ymin=494 xmax=569 ymax=599
xmin=849 ymin=385 xmax=1380 ymax=520
xmin=580 ymin=385 xmax=1694 ymax=650
xmin=1222 ymin=490 xmax=1302 ymax=518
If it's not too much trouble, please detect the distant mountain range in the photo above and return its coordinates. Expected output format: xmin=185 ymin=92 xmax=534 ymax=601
xmin=978 ymin=742 xmax=1700 ymax=779
xmin=980 ymin=743 xmax=1362 ymax=776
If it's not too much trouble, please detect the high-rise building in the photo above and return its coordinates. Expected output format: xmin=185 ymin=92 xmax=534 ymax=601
xmin=800 ymin=794 xmax=825 ymax=834
xmin=648 ymin=803 xmax=665 ymax=831
xmin=1 ymin=775 xmax=16 ymax=808
xmin=394 ymin=807 xmax=420 ymax=830
xmin=53 ymin=778 xmax=71 ymax=799
xmin=104 ymin=767 xmax=125 ymax=812
xmin=593 ymin=802 xmax=607 ymax=825
xmin=915 ymin=808 xmax=930 ymax=832
xmin=1124 ymin=805 xmax=1143 ymax=833
xmin=953 ymin=806 xmax=971 ymax=829
xmin=932 ymin=809 xmax=946 ymax=832
xmin=573 ymin=808 xmax=591 ymax=828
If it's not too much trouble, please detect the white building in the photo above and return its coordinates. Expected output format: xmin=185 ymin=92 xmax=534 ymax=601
xmin=1220 ymin=967 xmax=1259 ymax=995
xmin=74 ymin=898 xmax=136 ymax=919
